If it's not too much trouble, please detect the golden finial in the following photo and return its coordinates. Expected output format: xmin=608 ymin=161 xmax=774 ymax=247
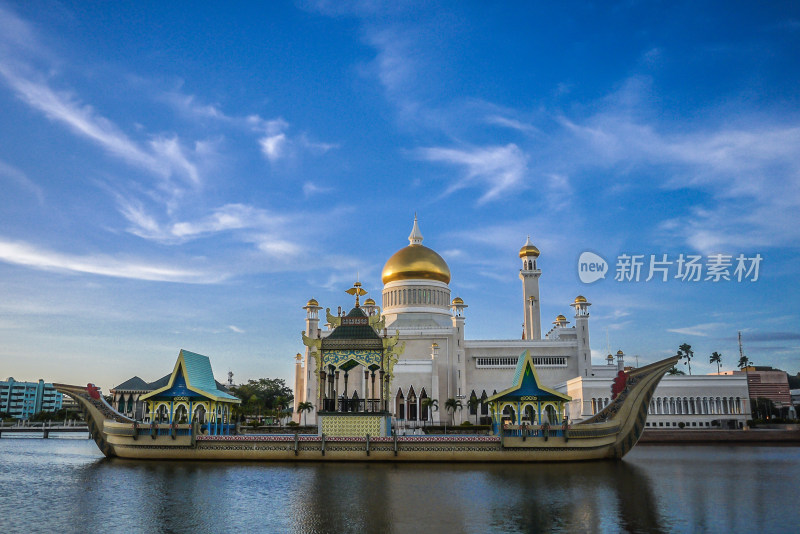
xmin=345 ymin=280 xmax=368 ymax=307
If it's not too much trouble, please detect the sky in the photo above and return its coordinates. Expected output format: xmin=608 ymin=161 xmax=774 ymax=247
xmin=0 ymin=1 xmax=798 ymax=393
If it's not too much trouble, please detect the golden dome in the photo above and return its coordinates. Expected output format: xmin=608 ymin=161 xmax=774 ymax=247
xmin=306 ymin=298 xmax=319 ymax=307
xmin=574 ymin=295 xmax=587 ymax=303
xmin=616 ymin=349 xmax=624 ymax=355
xmin=381 ymin=216 xmax=451 ymax=284
xmin=452 ymin=297 xmax=464 ymax=305
xmin=382 ymin=245 xmax=451 ymax=284
xmin=519 ymin=235 xmax=540 ymax=258
xmin=364 ymin=298 xmax=376 ymax=306
xmin=556 ymin=314 xmax=567 ymax=322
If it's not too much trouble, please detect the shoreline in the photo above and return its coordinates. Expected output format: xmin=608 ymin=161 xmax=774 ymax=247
xmin=638 ymin=428 xmax=800 ymax=444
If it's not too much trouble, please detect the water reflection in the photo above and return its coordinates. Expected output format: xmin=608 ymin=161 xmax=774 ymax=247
xmin=1 ymin=440 xmax=799 ymax=533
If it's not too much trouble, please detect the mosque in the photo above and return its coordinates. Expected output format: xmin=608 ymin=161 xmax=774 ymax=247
xmin=294 ymin=217 xmax=750 ymax=430
xmin=295 ymin=217 xmax=594 ymax=427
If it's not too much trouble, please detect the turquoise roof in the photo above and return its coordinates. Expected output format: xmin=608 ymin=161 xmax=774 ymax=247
xmin=140 ymin=349 xmax=240 ymax=403
xmin=486 ymin=350 xmax=571 ymax=403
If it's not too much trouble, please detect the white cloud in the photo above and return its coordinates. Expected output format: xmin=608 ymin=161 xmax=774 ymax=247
xmin=0 ymin=238 xmax=222 ymax=283
xmin=302 ymin=182 xmax=332 ymax=197
xmin=667 ymin=322 xmax=728 ymax=337
xmin=417 ymin=144 xmax=529 ymax=203
xmin=259 ymin=133 xmax=287 ymax=162
xmin=228 ymin=325 xmax=245 ymax=334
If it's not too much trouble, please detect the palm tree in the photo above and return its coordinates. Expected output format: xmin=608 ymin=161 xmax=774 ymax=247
xmin=678 ymin=343 xmax=694 ymax=375
xmin=667 ymin=365 xmax=685 ymax=375
xmin=709 ymin=352 xmax=722 ymax=374
xmin=421 ymin=398 xmax=438 ymax=425
xmin=738 ymin=354 xmax=751 ymax=369
xmin=297 ymin=401 xmax=313 ymax=426
xmin=445 ymin=398 xmax=463 ymax=425
xmin=467 ymin=396 xmax=481 ymax=425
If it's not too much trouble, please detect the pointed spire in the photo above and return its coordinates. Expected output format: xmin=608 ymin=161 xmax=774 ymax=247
xmin=408 ymin=213 xmax=423 ymax=245
xmin=524 ymin=235 xmax=533 ymax=246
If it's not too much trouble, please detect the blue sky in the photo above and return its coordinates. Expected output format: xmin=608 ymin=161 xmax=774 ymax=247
xmin=1 ymin=1 xmax=798 ymax=392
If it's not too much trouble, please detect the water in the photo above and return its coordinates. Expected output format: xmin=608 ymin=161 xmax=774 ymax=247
xmin=0 ymin=437 xmax=798 ymax=533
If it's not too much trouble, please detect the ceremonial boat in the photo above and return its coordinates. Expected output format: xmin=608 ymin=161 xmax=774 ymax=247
xmin=54 ymin=353 xmax=677 ymax=462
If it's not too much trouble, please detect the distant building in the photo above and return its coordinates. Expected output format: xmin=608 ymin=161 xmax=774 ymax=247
xmin=0 ymin=378 xmax=63 ymax=420
xmin=558 ymin=354 xmax=750 ymax=429
xmin=719 ymin=366 xmax=792 ymax=414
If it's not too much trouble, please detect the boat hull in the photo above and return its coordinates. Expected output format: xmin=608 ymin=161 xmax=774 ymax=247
xmin=55 ymin=355 xmax=679 ymax=462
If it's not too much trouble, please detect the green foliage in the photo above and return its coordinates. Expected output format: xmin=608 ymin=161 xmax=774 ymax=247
xmin=667 ymin=366 xmax=685 ymax=375
xmin=460 ymin=421 xmax=473 ymax=426
xmin=738 ymin=354 xmax=751 ymax=369
xmin=230 ymin=378 xmax=293 ymax=416
xmin=678 ymin=422 xmax=686 ymax=429
xmin=709 ymin=351 xmax=722 ymax=374
xmin=787 ymin=372 xmax=800 ymax=389
xmin=29 ymin=408 xmax=82 ymax=422
xmin=287 ymin=421 xmax=299 ymax=427
xmin=677 ymin=343 xmax=694 ymax=375
xmin=444 ymin=398 xmax=463 ymax=424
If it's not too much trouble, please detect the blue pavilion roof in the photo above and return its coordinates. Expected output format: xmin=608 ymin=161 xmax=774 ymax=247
xmin=140 ymin=349 xmax=240 ymax=403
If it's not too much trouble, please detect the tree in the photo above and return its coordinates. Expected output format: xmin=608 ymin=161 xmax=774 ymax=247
xmin=667 ymin=366 xmax=685 ymax=375
xmin=467 ymin=396 xmax=481 ymax=425
xmin=710 ymin=352 xmax=722 ymax=374
xmin=230 ymin=378 xmax=293 ymax=416
xmin=678 ymin=343 xmax=694 ymax=375
xmin=445 ymin=398 xmax=463 ymax=425
xmin=297 ymin=401 xmax=314 ymax=426
xmin=738 ymin=354 xmax=751 ymax=369
xmin=421 ymin=398 xmax=438 ymax=425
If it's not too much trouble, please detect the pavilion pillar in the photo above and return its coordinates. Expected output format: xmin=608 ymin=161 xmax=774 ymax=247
xmin=379 ymin=370 xmax=385 ymax=412
xmin=319 ymin=371 xmax=326 ymax=409
xmin=169 ymin=401 xmax=174 ymax=424
xmin=537 ymin=401 xmax=542 ymax=424
xmin=370 ymin=372 xmax=376 ymax=412
xmin=343 ymin=371 xmax=349 ymax=402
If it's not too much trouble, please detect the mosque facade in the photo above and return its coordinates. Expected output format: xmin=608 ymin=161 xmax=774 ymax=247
xmin=293 ymin=218 xmax=749 ymax=428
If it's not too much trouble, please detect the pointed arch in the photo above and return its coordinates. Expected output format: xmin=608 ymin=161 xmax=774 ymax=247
xmin=395 ymin=387 xmax=405 ymax=420
xmin=407 ymin=385 xmax=418 ymax=421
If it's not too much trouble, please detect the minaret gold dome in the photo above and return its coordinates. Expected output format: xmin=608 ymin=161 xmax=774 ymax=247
xmin=574 ymin=295 xmax=587 ymax=303
xmin=519 ymin=235 xmax=540 ymax=258
xmin=381 ymin=216 xmax=451 ymax=285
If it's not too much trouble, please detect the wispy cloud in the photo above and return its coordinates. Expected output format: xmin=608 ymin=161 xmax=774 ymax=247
xmin=667 ymin=322 xmax=727 ymax=337
xmin=0 ymin=238 xmax=223 ymax=283
xmin=0 ymin=159 xmax=43 ymax=204
xmin=417 ymin=144 xmax=529 ymax=203
xmin=228 ymin=325 xmax=245 ymax=334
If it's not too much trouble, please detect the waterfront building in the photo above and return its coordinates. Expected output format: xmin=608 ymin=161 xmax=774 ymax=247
xmin=0 ymin=378 xmax=63 ymax=420
xmin=293 ymin=218 xmax=755 ymax=429
xmin=719 ymin=366 xmax=792 ymax=415
xmin=558 ymin=358 xmax=750 ymax=429
xmin=139 ymin=349 xmax=241 ymax=434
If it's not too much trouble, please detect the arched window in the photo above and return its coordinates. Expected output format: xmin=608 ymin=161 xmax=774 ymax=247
xmin=502 ymin=405 xmax=516 ymax=425
xmin=407 ymin=386 xmax=417 ymax=421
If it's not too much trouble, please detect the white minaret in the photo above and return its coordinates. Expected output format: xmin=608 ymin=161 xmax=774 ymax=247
xmin=519 ymin=236 xmax=542 ymax=340
xmin=300 ymin=298 xmax=322 ymax=422
xmin=570 ymin=295 xmax=592 ymax=377
xmin=451 ymin=297 xmax=468 ymax=400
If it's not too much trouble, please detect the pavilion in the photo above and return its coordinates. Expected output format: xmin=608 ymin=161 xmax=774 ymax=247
xmin=486 ymin=350 xmax=572 ymax=433
xmin=139 ymin=349 xmax=240 ymax=435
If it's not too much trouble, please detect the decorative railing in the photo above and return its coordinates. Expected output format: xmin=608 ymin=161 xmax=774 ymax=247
xmin=320 ymin=398 xmax=386 ymax=413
